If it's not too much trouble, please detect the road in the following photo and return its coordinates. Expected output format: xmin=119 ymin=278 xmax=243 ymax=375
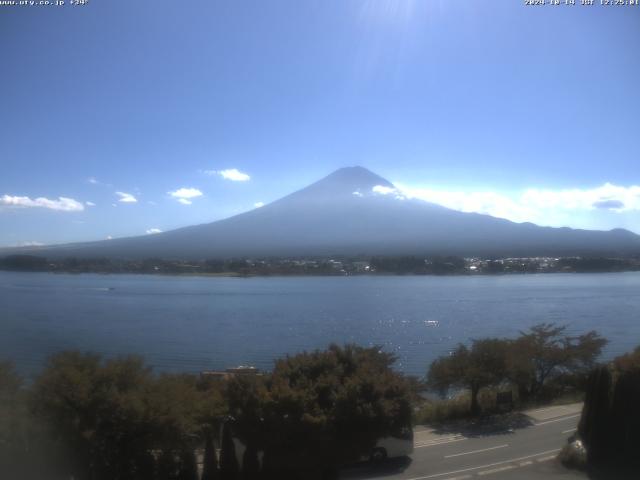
xmin=341 ymin=404 xmax=586 ymax=480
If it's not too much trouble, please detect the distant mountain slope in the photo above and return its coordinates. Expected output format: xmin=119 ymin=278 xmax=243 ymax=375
xmin=3 ymin=166 xmax=640 ymax=259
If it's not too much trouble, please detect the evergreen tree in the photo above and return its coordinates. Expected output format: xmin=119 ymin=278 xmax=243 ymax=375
xmin=157 ymin=450 xmax=178 ymax=480
xmin=201 ymin=431 xmax=219 ymax=480
xmin=177 ymin=450 xmax=198 ymax=480
xmin=219 ymin=422 xmax=239 ymax=480
xmin=610 ymin=370 xmax=640 ymax=462
xmin=0 ymin=362 xmax=26 ymax=479
xmin=241 ymin=440 xmax=260 ymax=480
xmin=581 ymin=366 xmax=612 ymax=464
xmin=135 ymin=451 xmax=157 ymax=480
xmin=578 ymin=348 xmax=640 ymax=471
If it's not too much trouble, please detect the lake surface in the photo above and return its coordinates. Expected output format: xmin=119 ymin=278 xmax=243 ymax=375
xmin=1 ymin=271 xmax=639 ymax=379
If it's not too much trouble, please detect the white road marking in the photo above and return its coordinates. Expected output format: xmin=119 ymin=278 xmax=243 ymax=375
xmin=526 ymin=406 xmax=562 ymax=414
xmin=442 ymin=476 xmax=472 ymax=480
xmin=525 ymin=404 xmax=582 ymax=415
xmin=415 ymin=433 xmax=464 ymax=442
xmin=519 ymin=460 xmax=533 ymax=466
xmin=413 ymin=438 xmax=469 ymax=448
xmin=415 ymin=433 xmax=464 ymax=441
xmin=404 ymin=448 xmax=561 ymax=480
xmin=536 ymin=455 xmax=557 ymax=462
xmin=477 ymin=465 xmax=515 ymax=476
xmin=413 ymin=433 xmax=467 ymax=448
xmin=535 ymin=414 xmax=580 ymax=426
xmin=562 ymin=428 xmax=577 ymax=434
xmin=444 ymin=444 xmax=509 ymax=459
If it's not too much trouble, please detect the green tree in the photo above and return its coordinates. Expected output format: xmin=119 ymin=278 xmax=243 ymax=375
xmin=507 ymin=323 xmax=607 ymax=400
xmin=241 ymin=440 xmax=260 ymax=480
xmin=201 ymin=430 xmax=220 ymax=480
xmin=0 ymin=361 xmax=26 ymax=477
xmin=30 ymin=351 xmax=103 ymax=479
xmin=30 ymin=352 xmax=154 ymax=480
xmin=428 ymin=339 xmax=509 ymax=415
xmin=177 ymin=450 xmax=198 ymax=480
xmin=579 ymin=365 xmax=613 ymax=464
xmin=578 ymin=345 xmax=640 ymax=471
xmin=28 ymin=350 xmax=228 ymax=479
xmin=220 ymin=421 xmax=239 ymax=480
xmin=136 ymin=450 xmax=157 ymax=480
xmin=157 ymin=450 xmax=179 ymax=480
xmin=613 ymin=345 xmax=640 ymax=372
xmin=143 ymin=373 xmax=204 ymax=452
xmin=226 ymin=344 xmax=412 ymax=475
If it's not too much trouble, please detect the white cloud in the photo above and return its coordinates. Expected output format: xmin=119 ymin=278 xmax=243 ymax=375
xmin=20 ymin=241 xmax=45 ymax=247
xmin=0 ymin=195 xmax=85 ymax=212
xmin=520 ymin=183 xmax=640 ymax=212
xmin=253 ymin=202 xmax=265 ymax=208
xmin=372 ymin=185 xmax=396 ymax=195
xmin=372 ymin=185 xmax=406 ymax=200
xmin=146 ymin=228 xmax=162 ymax=234
xmin=352 ymin=191 xmax=363 ymax=197
xmin=115 ymin=191 xmax=137 ymax=203
xmin=168 ymin=187 xmax=203 ymax=205
xmin=106 ymin=235 xmax=113 ymax=240
xmin=85 ymin=201 xmax=96 ymax=207
xmin=168 ymin=187 xmax=203 ymax=199
xmin=88 ymin=177 xmax=98 ymax=184
xmin=206 ymin=168 xmax=251 ymax=182
xmin=395 ymin=182 xmax=640 ymax=226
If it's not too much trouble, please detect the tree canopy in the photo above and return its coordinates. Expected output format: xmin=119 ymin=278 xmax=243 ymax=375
xmin=578 ymin=345 xmax=640 ymax=472
xmin=2 ymin=344 xmax=412 ymax=479
xmin=27 ymin=351 xmax=226 ymax=480
xmin=428 ymin=323 xmax=608 ymax=414
xmin=428 ymin=339 xmax=508 ymax=415
xmin=226 ymin=344 xmax=412 ymax=473
xmin=507 ymin=323 xmax=607 ymax=400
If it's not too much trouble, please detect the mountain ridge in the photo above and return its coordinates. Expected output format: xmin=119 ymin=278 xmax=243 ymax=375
xmin=2 ymin=167 xmax=640 ymax=259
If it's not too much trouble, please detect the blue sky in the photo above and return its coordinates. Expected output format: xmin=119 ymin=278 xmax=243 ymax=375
xmin=1 ymin=0 xmax=639 ymax=247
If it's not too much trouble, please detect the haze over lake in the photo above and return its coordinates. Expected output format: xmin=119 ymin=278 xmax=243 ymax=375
xmin=2 ymin=271 xmax=639 ymax=379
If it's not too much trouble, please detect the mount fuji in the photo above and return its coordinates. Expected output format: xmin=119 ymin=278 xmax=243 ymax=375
xmin=4 ymin=167 xmax=640 ymax=259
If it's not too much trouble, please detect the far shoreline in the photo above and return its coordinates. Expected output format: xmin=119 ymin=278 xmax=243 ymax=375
xmin=2 ymin=268 xmax=640 ymax=279
xmin=2 ymin=253 xmax=639 ymax=277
